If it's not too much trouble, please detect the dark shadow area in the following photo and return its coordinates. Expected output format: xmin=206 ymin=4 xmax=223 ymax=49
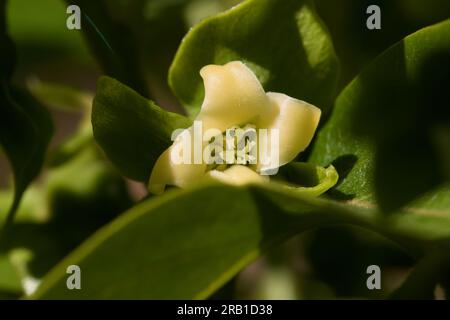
xmin=326 ymin=155 xmax=357 ymax=200
xmin=349 ymin=38 xmax=450 ymax=212
xmin=277 ymin=162 xmax=322 ymax=187
xmin=306 ymin=225 xmax=414 ymax=298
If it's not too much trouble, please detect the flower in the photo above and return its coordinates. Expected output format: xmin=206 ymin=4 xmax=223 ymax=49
xmin=148 ymin=61 xmax=321 ymax=194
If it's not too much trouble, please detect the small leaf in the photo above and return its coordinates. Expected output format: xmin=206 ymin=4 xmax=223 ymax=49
xmin=92 ymin=76 xmax=191 ymax=182
xmin=310 ymin=20 xmax=450 ymax=212
xmin=169 ymin=0 xmax=339 ymax=117
xmin=277 ymin=162 xmax=338 ymax=197
xmin=0 ymin=86 xmax=53 ymax=231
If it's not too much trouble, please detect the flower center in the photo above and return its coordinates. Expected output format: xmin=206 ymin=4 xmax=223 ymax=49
xmin=206 ymin=124 xmax=258 ymax=171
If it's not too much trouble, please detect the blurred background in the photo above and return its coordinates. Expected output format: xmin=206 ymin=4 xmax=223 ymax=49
xmin=0 ymin=0 xmax=449 ymax=299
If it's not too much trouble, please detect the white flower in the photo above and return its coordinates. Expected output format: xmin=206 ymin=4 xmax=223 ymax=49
xmin=148 ymin=61 xmax=321 ymax=194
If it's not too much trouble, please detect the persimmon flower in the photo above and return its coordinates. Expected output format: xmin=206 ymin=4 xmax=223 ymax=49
xmin=148 ymin=61 xmax=321 ymax=194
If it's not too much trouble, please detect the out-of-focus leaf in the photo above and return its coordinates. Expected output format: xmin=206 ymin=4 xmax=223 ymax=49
xmin=92 ymin=76 xmax=191 ymax=182
xmin=0 ymin=0 xmax=16 ymax=78
xmin=0 ymin=1 xmax=53 ymax=231
xmin=277 ymin=162 xmax=338 ymax=197
xmin=169 ymin=0 xmax=339 ymax=117
xmin=48 ymin=117 xmax=92 ymax=167
xmin=31 ymin=177 xmax=450 ymax=299
xmin=0 ymin=86 xmax=53 ymax=231
xmin=27 ymin=80 xmax=95 ymax=166
xmin=67 ymin=0 xmax=149 ymax=97
xmin=0 ymin=253 xmax=22 ymax=295
xmin=314 ymin=0 xmax=450 ymax=89
xmin=7 ymin=0 xmax=89 ymax=60
xmin=390 ymin=247 xmax=450 ymax=299
xmin=27 ymin=78 xmax=92 ymax=112
xmin=0 ymin=145 xmax=132 ymax=294
xmin=310 ymin=20 xmax=450 ymax=212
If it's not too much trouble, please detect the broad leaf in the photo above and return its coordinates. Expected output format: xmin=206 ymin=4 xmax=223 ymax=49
xmin=31 ymin=178 xmax=450 ymax=299
xmin=92 ymin=76 xmax=191 ymax=182
xmin=309 ymin=20 xmax=450 ymax=212
xmin=169 ymin=0 xmax=339 ymax=117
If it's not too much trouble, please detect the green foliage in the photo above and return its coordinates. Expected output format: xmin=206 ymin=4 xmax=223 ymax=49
xmin=92 ymin=76 xmax=191 ymax=182
xmin=1 ymin=0 xmax=449 ymax=300
xmin=169 ymin=0 xmax=339 ymax=117
xmin=0 ymin=108 xmax=132 ymax=297
xmin=30 ymin=177 xmax=450 ymax=299
xmin=67 ymin=0 xmax=149 ymax=97
xmin=310 ymin=20 xmax=450 ymax=212
xmin=0 ymin=2 xmax=53 ymax=231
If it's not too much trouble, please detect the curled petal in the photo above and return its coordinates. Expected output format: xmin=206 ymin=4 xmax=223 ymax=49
xmin=206 ymin=165 xmax=269 ymax=186
xmin=148 ymin=145 xmax=207 ymax=195
xmin=148 ymin=61 xmax=322 ymax=194
xmin=197 ymin=61 xmax=271 ymax=131
xmin=257 ymin=92 xmax=321 ymax=170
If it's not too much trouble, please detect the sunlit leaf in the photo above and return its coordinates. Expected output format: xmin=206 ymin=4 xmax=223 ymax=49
xmin=169 ymin=0 xmax=339 ymax=117
xmin=92 ymin=76 xmax=191 ymax=182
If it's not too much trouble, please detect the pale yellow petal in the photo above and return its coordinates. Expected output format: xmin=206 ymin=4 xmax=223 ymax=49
xmin=148 ymin=145 xmax=207 ymax=195
xmin=206 ymin=165 xmax=269 ymax=186
xmin=197 ymin=61 xmax=271 ymax=131
xmin=257 ymin=92 xmax=321 ymax=170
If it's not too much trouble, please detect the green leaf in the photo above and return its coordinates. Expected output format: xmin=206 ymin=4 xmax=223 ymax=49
xmin=27 ymin=78 xmax=92 ymax=112
xmin=0 ymin=86 xmax=53 ymax=233
xmin=310 ymin=20 xmax=450 ymax=212
xmin=26 ymin=80 xmax=94 ymax=166
xmin=92 ymin=76 xmax=191 ymax=182
xmin=0 ymin=145 xmax=132 ymax=295
xmin=0 ymin=0 xmax=15 ymax=78
xmin=31 ymin=175 xmax=450 ymax=299
xmin=169 ymin=0 xmax=339 ymax=117
xmin=0 ymin=1 xmax=53 ymax=232
xmin=0 ymin=253 xmax=22 ymax=296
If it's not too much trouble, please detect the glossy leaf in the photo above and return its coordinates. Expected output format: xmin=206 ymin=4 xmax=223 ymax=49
xmin=169 ymin=0 xmax=339 ymax=117
xmin=31 ymin=175 xmax=450 ymax=299
xmin=92 ymin=76 xmax=191 ymax=182
xmin=309 ymin=20 xmax=450 ymax=212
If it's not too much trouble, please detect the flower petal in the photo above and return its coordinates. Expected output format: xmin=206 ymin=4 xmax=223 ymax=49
xmin=206 ymin=165 xmax=269 ymax=186
xmin=197 ymin=61 xmax=271 ymax=131
xmin=257 ymin=92 xmax=321 ymax=170
xmin=148 ymin=139 xmax=207 ymax=194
